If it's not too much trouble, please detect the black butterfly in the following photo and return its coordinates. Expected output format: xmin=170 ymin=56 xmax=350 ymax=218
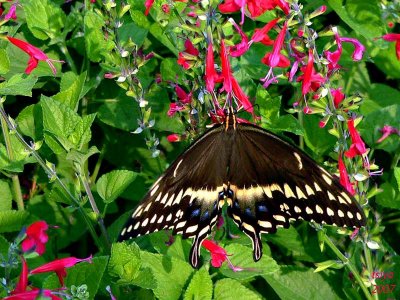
xmin=118 ymin=110 xmax=366 ymax=268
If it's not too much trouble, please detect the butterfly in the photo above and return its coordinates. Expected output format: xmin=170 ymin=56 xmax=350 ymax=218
xmin=118 ymin=109 xmax=366 ymax=268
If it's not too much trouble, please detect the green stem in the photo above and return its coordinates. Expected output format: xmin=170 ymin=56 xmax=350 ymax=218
xmin=89 ymin=146 xmax=104 ymax=183
xmin=58 ymin=42 xmax=77 ymax=73
xmin=0 ymin=103 xmax=24 ymax=210
xmin=0 ymin=106 xmax=102 ymax=251
xmin=363 ymin=234 xmax=379 ymax=300
xmin=322 ymin=234 xmax=373 ymax=300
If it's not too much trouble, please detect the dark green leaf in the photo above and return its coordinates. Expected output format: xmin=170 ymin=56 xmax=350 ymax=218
xmin=0 ymin=180 xmax=12 ymax=211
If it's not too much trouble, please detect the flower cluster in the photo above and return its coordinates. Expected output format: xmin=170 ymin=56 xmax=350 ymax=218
xmin=4 ymin=221 xmax=92 ymax=299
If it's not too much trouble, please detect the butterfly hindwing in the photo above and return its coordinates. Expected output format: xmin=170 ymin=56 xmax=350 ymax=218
xmin=226 ymin=123 xmax=365 ymax=261
xmin=118 ymin=124 xmax=228 ymax=267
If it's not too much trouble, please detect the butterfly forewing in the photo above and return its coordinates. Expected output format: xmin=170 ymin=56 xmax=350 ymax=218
xmin=119 ymin=116 xmax=366 ymax=268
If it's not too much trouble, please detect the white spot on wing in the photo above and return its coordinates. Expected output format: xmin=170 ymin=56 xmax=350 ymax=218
xmin=273 ymin=215 xmax=286 ymax=222
xmin=150 ymin=214 xmax=157 ymax=224
xmin=186 ymin=225 xmax=198 ymax=233
xmin=305 ymin=184 xmax=315 ymax=196
xmin=338 ymin=209 xmax=344 ymax=217
xmin=296 ymin=186 xmax=307 ymax=199
xmin=341 ymin=192 xmax=353 ymax=204
xmin=134 ymin=222 xmax=140 ymax=230
xmin=160 ymin=193 xmax=169 ymax=204
xmin=284 ymin=184 xmax=296 ymax=198
xmin=144 ymin=202 xmax=152 ymax=212
xmin=315 ymin=205 xmax=323 ymax=214
xmin=306 ymin=207 xmax=313 ymax=214
xmin=327 ymin=191 xmax=336 ymax=201
xmin=294 ymin=206 xmax=301 ymax=213
xmin=142 ymin=218 xmax=149 ymax=227
xmin=322 ymin=174 xmax=332 ymax=185
xmin=326 ymin=207 xmax=335 ymax=216
xmin=165 ymin=193 xmax=175 ymax=207
xmin=347 ymin=211 xmax=354 ymax=219
xmin=356 ymin=212 xmax=362 ymax=220
xmin=166 ymin=213 xmax=172 ymax=222
xmin=173 ymin=189 xmax=184 ymax=205
xmin=157 ymin=215 xmax=164 ymax=223
xmin=270 ymin=183 xmax=283 ymax=194
xmin=121 ymin=228 xmax=127 ymax=236
xmin=150 ymin=184 xmax=159 ymax=197
xmin=258 ymin=220 xmax=272 ymax=228
xmin=314 ymin=182 xmax=322 ymax=192
xmin=173 ymin=159 xmax=183 ymax=178
xmin=293 ymin=152 xmax=303 ymax=170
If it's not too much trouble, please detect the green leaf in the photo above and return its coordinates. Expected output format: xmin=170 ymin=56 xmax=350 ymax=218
xmin=97 ymin=95 xmax=140 ymax=131
xmin=303 ymin=114 xmax=336 ymax=157
xmin=214 ymin=278 xmax=262 ymax=300
xmin=0 ymin=135 xmax=35 ymax=173
xmin=0 ymin=49 xmax=10 ymax=75
xmin=84 ymin=11 xmax=114 ymax=62
xmin=149 ymin=23 xmax=179 ymax=55
xmin=160 ymin=58 xmax=185 ymax=84
xmin=21 ymin=0 xmax=66 ymax=40
xmin=184 ymin=268 xmax=213 ymax=300
xmin=118 ymin=21 xmax=149 ymax=47
xmin=97 ymin=170 xmax=137 ymax=204
xmin=327 ymin=0 xmax=384 ymax=38
xmin=0 ymin=235 xmax=9 ymax=257
xmin=220 ymin=243 xmax=279 ymax=280
xmin=395 ymin=168 xmax=400 ymax=193
xmin=376 ymin=182 xmax=400 ymax=209
xmin=66 ymin=147 xmax=100 ymax=172
xmin=53 ymin=72 xmax=87 ymax=111
xmin=0 ymin=180 xmax=12 ymax=211
xmin=141 ymin=251 xmax=193 ymax=300
xmin=0 ymin=210 xmax=29 ymax=233
xmin=108 ymin=242 xmax=142 ymax=284
xmin=361 ymin=83 xmax=400 ymax=115
xmin=43 ymin=256 xmax=108 ymax=297
xmin=263 ymin=266 xmax=343 ymax=300
xmin=0 ymin=74 xmax=38 ymax=96
xmin=16 ymin=104 xmax=43 ymax=140
xmin=373 ymin=42 xmax=400 ymax=79
xmin=69 ymin=113 xmax=97 ymax=150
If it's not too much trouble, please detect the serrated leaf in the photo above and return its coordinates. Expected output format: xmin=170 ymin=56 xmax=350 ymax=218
xmin=141 ymin=251 xmax=193 ymax=300
xmin=0 ymin=74 xmax=37 ymax=96
xmin=43 ymin=256 xmax=108 ymax=298
xmin=108 ymin=242 xmax=141 ymax=284
xmin=69 ymin=113 xmax=96 ymax=150
xmin=263 ymin=266 xmax=343 ymax=300
xmin=15 ymin=104 xmax=43 ymax=140
xmin=214 ymin=278 xmax=262 ymax=300
xmin=184 ymin=268 xmax=213 ymax=300
xmin=96 ymin=170 xmax=137 ymax=204
xmin=53 ymin=72 xmax=87 ymax=110
xmin=0 ymin=180 xmax=12 ymax=211
xmin=0 ymin=210 xmax=29 ymax=233
xmin=21 ymin=0 xmax=66 ymax=40
xmin=66 ymin=147 xmax=100 ymax=171
xmin=219 ymin=243 xmax=279 ymax=280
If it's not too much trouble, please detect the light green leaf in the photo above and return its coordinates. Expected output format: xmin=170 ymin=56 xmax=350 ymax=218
xmin=0 ymin=210 xmax=29 ymax=233
xmin=220 ymin=243 xmax=279 ymax=280
xmin=0 ymin=135 xmax=35 ymax=173
xmin=327 ymin=0 xmax=384 ymax=39
xmin=84 ymin=11 xmax=114 ymax=62
xmin=53 ymin=72 xmax=87 ymax=111
xmin=16 ymin=104 xmax=43 ymax=140
xmin=263 ymin=266 xmax=343 ymax=300
xmin=395 ymin=168 xmax=400 ymax=193
xmin=0 ymin=49 xmax=10 ymax=74
xmin=66 ymin=147 xmax=100 ymax=172
xmin=69 ymin=113 xmax=96 ymax=150
xmin=97 ymin=170 xmax=137 ymax=204
xmin=0 ymin=74 xmax=37 ymax=96
xmin=184 ymin=268 xmax=213 ymax=300
xmin=43 ymin=256 xmax=108 ymax=298
xmin=141 ymin=251 xmax=193 ymax=300
xmin=214 ymin=278 xmax=261 ymax=300
xmin=108 ymin=242 xmax=142 ymax=284
xmin=0 ymin=180 xmax=12 ymax=211
xmin=373 ymin=42 xmax=400 ymax=79
xmin=21 ymin=0 xmax=66 ymax=40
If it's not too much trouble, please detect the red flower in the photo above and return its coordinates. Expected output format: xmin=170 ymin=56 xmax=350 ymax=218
xmin=229 ymin=18 xmax=249 ymax=57
xmin=175 ymin=85 xmax=192 ymax=104
xmin=7 ymin=36 xmax=63 ymax=75
xmin=167 ymin=133 xmax=181 ymax=142
xmin=376 ymin=125 xmax=399 ymax=143
xmin=338 ymin=156 xmax=356 ymax=195
xmin=4 ymin=3 xmax=17 ymax=21
xmin=345 ymin=119 xmax=368 ymax=159
xmin=261 ymin=22 xmax=289 ymax=68
xmin=250 ymin=18 xmax=279 ymax=46
xmin=162 ymin=4 xmax=170 ymax=13
xmin=331 ymin=88 xmax=345 ymax=108
xmin=299 ymin=50 xmax=325 ymax=95
xmin=21 ymin=221 xmax=49 ymax=255
xmin=220 ymin=40 xmax=233 ymax=93
xmin=12 ymin=257 xmax=28 ymax=294
xmin=202 ymin=239 xmax=243 ymax=271
xmin=4 ymin=289 xmax=63 ymax=300
xmin=205 ymin=43 xmax=221 ymax=92
xmin=382 ymin=33 xmax=400 ymax=60
xmin=144 ymin=0 xmax=155 ymax=16
xmin=232 ymin=76 xmax=253 ymax=113
xmin=177 ymin=39 xmax=199 ymax=70
xmin=30 ymin=255 xmax=92 ymax=286
xmin=167 ymin=102 xmax=185 ymax=117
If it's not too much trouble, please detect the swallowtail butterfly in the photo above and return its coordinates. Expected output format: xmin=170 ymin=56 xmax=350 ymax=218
xmin=118 ymin=109 xmax=366 ymax=268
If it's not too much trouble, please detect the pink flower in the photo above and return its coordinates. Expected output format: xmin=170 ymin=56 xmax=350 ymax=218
xmin=167 ymin=133 xmax=181 ymax=142
xmin=7 ymin=36 xmax=63 ymax=75
xmin=175 ymin=85 xmax=192 ymax=104
xmin=338 ymin=156 xmax=356 ymax=195
xmin=331 ymin=88 xmax=345 ymax=108
xmin=4 ymin=3 xmax=17 ymax=21
xmin=167 ymin=102 xmax=185 ymax=117
xmin=162 ymin=4 xmax=170 ymax=13
xmin=345 ymin=119 xmax=368 ymax=159
xmin=177 ymin=39 xmax=199 ymax=70
xmin=229 ymin=18 xmax=249 ymax=57
xmin=376 ymin=125 xmax=399 ymax=143
xmin=250 ymin=18 xmax=279 ymax=46
xmin=12 ymin=257 xmax=28 ymax=294
xmin=21 ymin=221 xmax=49 ymax=255
xmin=4 ymin=289 xmax=63 ymax=300
xmin=220 ymin=40 xmax=233 ymax=93
xmin=382 ymin=33 xmax=400 ymax=60
xmin=261 ymin=22 xmax=288 ymax=68
xmin=144 ymin=0 xmax=155 ymax=16
xmin=339 ymin=37 xmax=365 ymax=61
xmin=30 ymin=255 xmax=92 ymax=286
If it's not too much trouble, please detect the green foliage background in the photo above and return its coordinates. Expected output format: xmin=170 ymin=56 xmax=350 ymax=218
xmin=0 ymin=0 xmax=399 ymax=299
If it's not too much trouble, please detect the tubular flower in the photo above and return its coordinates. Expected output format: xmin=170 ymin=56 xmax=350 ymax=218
xmin=12 ymin=257 xmax=28 ymax=294
xmin=338 ymin=156 xmax=356 ymax=195
xmin=382 ymin=33 xmax=400 ymax=60
xmin=339 ymin=37 xmax=365 ymax=61
xmin=345 ymin=119 xmax=368 ymax=160
xmin=331 ymin=88 xmax=345 ymax=108
xmin=7 ymin=36 xmax=63 ymax=75
xmin=167 ymin=133 xmax=181 ymax=142
xmin=177 ymin=39 xmax=199 ymax=70
xmin=231 ymin=77 xmax=253 ymax=113
xmin=167 ymin=103 xmax=185 ymax=117
xmin=250 ymin=18 xmax=279 ymax=46
xmin=21 ymin=221 xmax=49 ymax=255
xmin=229 ymin=18 xmax=250 ymax=57
xmin=4 ymin=289 xmax=63 ymax=300
xmin=30 ymin=255 xmax=93 ymax=287
xmin=144 ymin=0 xmax=155 ymax=15
xmin=376 ymin=125 xmax=399 ymax=143
xmin=175 ymin=85 xmax=192 ymax=104
xmin=299 ymin=50 xmax=325 ymax=95
xmin=261 ymin=22 xmax=289 ymax=68
xmin=202 ymin=239 xmax=243 ymax=271
xmin=4 ymin=3 xmax=17 ymax=21
xmin=220 ymin=40 xmax=233 ymax=93
xmin=205 ymin=43 xmax=222 ymax=92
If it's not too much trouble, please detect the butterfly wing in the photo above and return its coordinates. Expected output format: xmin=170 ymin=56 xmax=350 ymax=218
xmin=118 ymin=124 xmax=229 ymax=267
xmin=227 ymin=123 xmax=366 ymax=262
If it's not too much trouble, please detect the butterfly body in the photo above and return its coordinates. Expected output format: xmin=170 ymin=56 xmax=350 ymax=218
xmin=119 ymin=111 xmax=365 ymax=268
